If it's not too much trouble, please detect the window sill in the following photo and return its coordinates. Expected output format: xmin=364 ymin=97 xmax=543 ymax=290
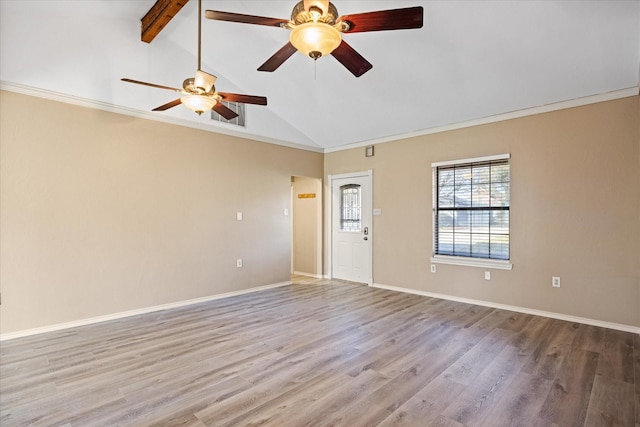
xmin=430 ymin=255 xmax=513 ymax=270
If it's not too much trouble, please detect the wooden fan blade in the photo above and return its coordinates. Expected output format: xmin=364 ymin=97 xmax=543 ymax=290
xmin=217 ymin=93 xmax=267 ymax=106
xmin=205 ymin=10 xmax=288 ymax=27
xmin=257 ymin=42 xmax=298 ymax=72
xmin=121 ymin=78 xmax=182 ymax=92
xmin=212 ymin=102 xmax=239 ymax=120
xmin=152 ymin=98 xmax=182 ymax=111
xmin=330 ymin=40 xmax=373 ymax=77
xmin=339 ymin=6 xmax=423 ymax=33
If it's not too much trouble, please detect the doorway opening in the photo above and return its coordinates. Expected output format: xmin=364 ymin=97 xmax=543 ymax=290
xmin=291 ymin=176 xmax=323 ymax=279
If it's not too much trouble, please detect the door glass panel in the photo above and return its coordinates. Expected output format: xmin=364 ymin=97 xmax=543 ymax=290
xmin=340 ymin=184 xmax=361 ymax=232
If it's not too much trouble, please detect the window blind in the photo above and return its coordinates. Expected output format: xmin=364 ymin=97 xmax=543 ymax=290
xmin=434 ymin=158 xmax=510 ymax=260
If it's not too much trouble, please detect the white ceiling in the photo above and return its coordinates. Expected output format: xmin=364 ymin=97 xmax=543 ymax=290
xmin=1 ymin=1 xmax=638 ymax=152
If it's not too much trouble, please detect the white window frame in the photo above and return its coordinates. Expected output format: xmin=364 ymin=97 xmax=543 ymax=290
xmin=430 ymin=154 xmax=513 ymax=270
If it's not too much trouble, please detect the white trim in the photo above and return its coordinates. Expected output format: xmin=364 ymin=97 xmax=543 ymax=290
xmin=365 ymin=171 xmax=374 ymax=286
xmin=431 ymin=255 xmax=513 ymax=270
xmin=372 ymin=282 xmax=640 ymax=335
xmin=3 ymin=81 xmax=636 ymax=155
xmin=290 ymin=184 xmax=295 ymax=274
xmin=0 ymin=81 xmax=324 ymax=153
xmin=324 ymin=87 xmax=639 ymax=153
xmin=293 ymin=271 xmax=324 ymax=279
xmin=315 ymin=179 xmax=324 ymax=278
xmin=0 ymin=281 xmax=292 ymax=341
xmin=327 ymin=174 xmax=333 ymax=280
xmin=432 ymin=153 xmax=510 ymax=168
xmin=330 ymin=170 xmax=373 ymax=180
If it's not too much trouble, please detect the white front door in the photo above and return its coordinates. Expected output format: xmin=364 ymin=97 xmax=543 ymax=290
xmin=331 ymin=171 xmax=372 ymax=284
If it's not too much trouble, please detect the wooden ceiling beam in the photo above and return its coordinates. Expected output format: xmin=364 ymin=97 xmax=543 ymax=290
xmin=141 ymin=0 xmax=189 ymax=43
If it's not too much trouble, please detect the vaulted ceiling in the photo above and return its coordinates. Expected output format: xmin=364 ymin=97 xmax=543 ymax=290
xmin=1 ymin=1 xmax=638 ymax=152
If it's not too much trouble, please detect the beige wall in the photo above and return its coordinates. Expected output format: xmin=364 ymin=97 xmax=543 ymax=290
xmin=325 ymin=96 xmax=640 ymax=328
xmin=292 ymin=176 xmax=322 ymax=276
xmin=0 ymin=90 xmax=323 ymax=334
xmin=2 ymin=90 xmax=638 ymax=335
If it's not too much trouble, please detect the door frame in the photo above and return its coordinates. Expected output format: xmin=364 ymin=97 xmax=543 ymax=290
xmin=328 ymin=170 xmax=373 ymax=285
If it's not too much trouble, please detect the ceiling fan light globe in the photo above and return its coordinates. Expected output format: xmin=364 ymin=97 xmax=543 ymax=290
xmin=290 ymin=22 xmax=341 ymax=59
xmin=181 ymin=95 xmax=217 ymax=115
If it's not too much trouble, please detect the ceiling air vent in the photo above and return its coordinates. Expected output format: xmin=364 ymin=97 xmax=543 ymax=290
xmin=211 ymin=101 xmax=245 ymax=127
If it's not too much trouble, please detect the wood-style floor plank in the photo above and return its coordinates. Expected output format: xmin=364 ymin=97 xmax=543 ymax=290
xmin=440 ymin=343 xmax=527 ymax=425
xmin=584 ymin=374 xmax=635 ymax=427
xmin=521 ymin=319 xmax=580 ymax=381
xmin=479 ymin=372 xmax=553 ymax=427
xmin=538 ymin=348 xmax=600 ymax=426
xmin=596 ymin=329 xmax=635 ymax=384
xmin=1 ymin=276 xmax=638 ymax=426
xmin=377 ymin=376 xmax=467 ymax=427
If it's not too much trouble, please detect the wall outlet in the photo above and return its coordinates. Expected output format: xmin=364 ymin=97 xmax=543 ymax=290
xmin=430 ymin=264 xmax=436 ymax=273
xmin=236 ymin=258 xmax=243 ymax=268
xmin=484 ymin=271 xmax=491 ymax=280
xmin=552 ymin=276 xmax=561 ymax=288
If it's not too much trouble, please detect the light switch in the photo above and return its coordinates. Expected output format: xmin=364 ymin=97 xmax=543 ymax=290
xmin=236 ymin=212 xmax=243 ymax=221
xmin=284 ymin=208 xmax=289 ymax=216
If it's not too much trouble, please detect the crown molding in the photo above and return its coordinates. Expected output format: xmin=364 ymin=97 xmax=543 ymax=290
xmin=325 ymin=86 xmax=640 ymax=153
xmin=2 ymin=81 xmax=636 ymax=155
xmin=0 ymin=81 xmax=325 ymax=153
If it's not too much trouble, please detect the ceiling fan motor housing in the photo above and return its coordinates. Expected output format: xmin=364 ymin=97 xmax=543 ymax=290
xmin=183 ymin=78 xmax=217 ymax=96
xmin=291 ymin=1 xmax=338 ymax=25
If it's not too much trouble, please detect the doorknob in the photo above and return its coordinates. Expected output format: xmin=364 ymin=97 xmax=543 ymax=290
xmin=363 ymin=236 xmax=368 ymax=240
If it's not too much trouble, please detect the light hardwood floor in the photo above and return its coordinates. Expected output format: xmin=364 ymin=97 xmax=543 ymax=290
xmin=1 ymin=276 xmax=638 ymax=426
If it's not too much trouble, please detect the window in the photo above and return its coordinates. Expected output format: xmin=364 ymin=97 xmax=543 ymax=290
xmin=432 ymin=154 xmax=512 ymax=269
xmin=340 ymin=184 xmax=361 ymax=232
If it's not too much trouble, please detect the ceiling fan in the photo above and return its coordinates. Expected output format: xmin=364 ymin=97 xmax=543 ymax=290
xmin=121 ymin=0 xmax=267 ymax=118
xmin=205 ymin=0 xmax=423 ymax=77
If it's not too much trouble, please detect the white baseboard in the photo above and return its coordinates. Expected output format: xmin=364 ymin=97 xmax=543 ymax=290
xmin=5 ymin=280 xmax=636 ymax=341
xmin=372 ymin=282 xmax=640 ymax=335
xmin=293 ymin=271 xmax=324 ymax=279
xmin=0 ymin=281 xmax=292 ymax=341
